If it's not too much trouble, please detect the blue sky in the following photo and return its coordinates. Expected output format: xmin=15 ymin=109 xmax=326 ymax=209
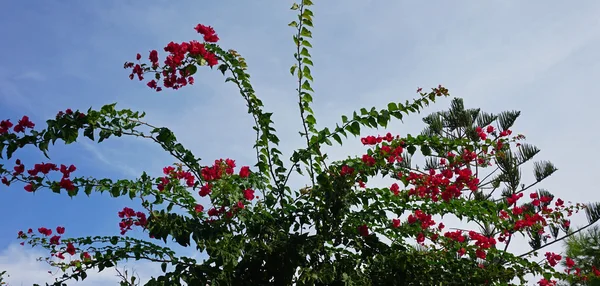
xmin=1 ymin=0 xmax=600 ymax=284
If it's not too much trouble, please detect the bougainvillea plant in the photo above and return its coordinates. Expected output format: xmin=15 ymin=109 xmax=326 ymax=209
xmin=1 ymin=1 xmax=599 ymax=285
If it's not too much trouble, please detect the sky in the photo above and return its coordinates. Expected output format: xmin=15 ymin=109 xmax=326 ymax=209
xmin=1 ymin=0 xmax=600 ymax=285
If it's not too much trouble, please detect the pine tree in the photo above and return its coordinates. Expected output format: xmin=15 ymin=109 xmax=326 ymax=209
xmin=415 ymin=98 xmax=600 ymax=283
xmin=559 ymin=225 xmax=600 ymax=285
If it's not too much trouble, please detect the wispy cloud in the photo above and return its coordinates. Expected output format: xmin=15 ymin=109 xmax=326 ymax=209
xmin=13 ymin=71 xmax=47 ymax=82
xmin=0 ymin=244 xmax=159 ymax=286
xmin=79 ymin=140 xmax=141 ymax=178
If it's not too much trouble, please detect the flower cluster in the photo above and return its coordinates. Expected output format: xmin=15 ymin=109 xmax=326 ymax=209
xmin=197 ymin=159 xmax=255 ymax=221
xmin=125 ymin=24 xmax=220 ymax=92
xmin=118 ymin=207 xmax=148 ymax=235
xmin=0 ymin=116 xmax=34 ymax=134
xmin=351 ymin=130 xmax=592 ymax=277
xmin=17 ymin=226 xmax=90 ymax=262
xmin=1 ymin=159 xmax=77 ymax=193
xmin=158 ymin=165 xmax=196 ymax=191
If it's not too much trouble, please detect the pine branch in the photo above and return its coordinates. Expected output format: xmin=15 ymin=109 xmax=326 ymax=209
xmin=497 ymin=110 xmax=521 ymax=131
xmin=476 ymin=112 xmax=497 ymax=129
xmin=515 ymin=144 xmax=540 ymax=165
xmin=585 ymin=202 xmax=600 ymax=224
xmin=533 ymin=161 xmax=558 ymax=182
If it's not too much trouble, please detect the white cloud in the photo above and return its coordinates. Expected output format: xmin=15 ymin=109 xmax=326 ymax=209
xmin=0 ymin=244 xmax=160 ymax=286
xmin=13 ymin=71 xmax=47 ymax=82
xmin=79 ymin=140 xmax=142 ymax=178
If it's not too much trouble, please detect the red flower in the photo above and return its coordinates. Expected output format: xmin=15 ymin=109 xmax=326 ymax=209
xmin=1 ymin=177 xmax=9 ymax=186
xmin=147 ymin=80 xmax=158 ymax=89
xmin=59 ymin=164 xmax=76 ymax=178
xmin=593 ymin=266 xmax=600 ymax=276
xmin=0 ymin=119 xmax=13 ymax=134
xmin=13 ymin=116 xmax=35 ymax=133
xmin=357 ymin=180 xmax=366 ymax=188
xmin=66 ymin=242 xmax=76 ymax=255
xmin=208 ymin=208 xmax=219 ymax=216
xmin=38 ymin=227 xmax=52 ymax=236
xmin=50 ymin=235 xmax=61 ymax=245
xmin=225 ymin=158 xmax=236 ymax=174
xmin=82 ymin=252 xmax=91 ymax=261
xmin=59 ymin=177 xmax=76 ymax=191
xmin=392 ymin=218 xmax=400 ymax=228
xmin=416 ymin=232 xmax=425 ymax=244
xmin=13 ymin=162 xmax=25 ymax=175
xmin=360 ymin=136 xmax=378 ymax=145
xmin=475 ymin=249 xmax=486 ymax=259
xmin=236 ymin=201 xmax=245 ymax=209
xmin=390 ymin=183 xmax=400 ymax=196
xmin=24 ymin=183 xmax=34 ymax=192
xmin=136 ymin=53 xmax=141 ymax=60
xmin=361 ymin=154 xmax=376 ymax=166
xmin=357 ymin=224 xmax=369 ymax=237
xmin=194 ymin=24 xmax=219 ymax=43
xmin=565 ymin=257 xmax=575 ymax=269
xmin=239 ymin=166 xmax=251 ymax=178
xmin=56 ymin=226 xmax=65 ymax=234
xmin=199 ymin=184 xmax=212 ymax=197
xmin=194 ymin=204 xmax=204 ymax=213
xmin=545 ymin=252 xmax=562 ymax=267
xmin=243 ymin=189 xmax=255 ymax=200
xmin=202 ymin=52 xmax=218 ymax=67
xmin=538 ymin=279 xmax=557 ymax=286
xmin=149 ymin=50 xmax=159 ymax=65
xmin=340 ymin=165 xmax=354 ymax=176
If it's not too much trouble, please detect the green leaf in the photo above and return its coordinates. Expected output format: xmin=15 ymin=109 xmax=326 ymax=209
xmin=218 ymin=64 xmax=228 ymax=75
xmin=83 ymin=126 xmax=95 ymax=141
xmin=387 ymin=102 xmax=398 ymax=112
xmin=291 ymin=3 xmax=300 ymax=10
xmin=301 ymin=40 xmax=313 ymax=48
xmin=306 ymin=115 xmax=316 ymax=125
xmin=161 ymin=262 xmax=167 ymax=273
xmin=6 ymin=143 xmax=17 ymax=160
xmin=300 ymin=48 xmax=310 ymax=57
xmin=348 ymin=121 xmax=360 ymax=136
xmin=290 ymin=64 xmax=298 ymax=75
xmin=301 ymin=81 xmax=314 ymax=92
xmin=302 ymin=8 xmax=314 ymax=17
xmin=420 ymin=145 xmax=431 ymax=156
xmin=332 ymin=133 xmax=342 ymax=145
xmin=185 ymin=64 xmax=198 ymax=76
xmin=288 ymin=21 xmax=299 ymax=27
xmin=407 ymin=145 xmax=416 ymax=155
xmin=300 ymin=27 xmax=312 ymax=38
